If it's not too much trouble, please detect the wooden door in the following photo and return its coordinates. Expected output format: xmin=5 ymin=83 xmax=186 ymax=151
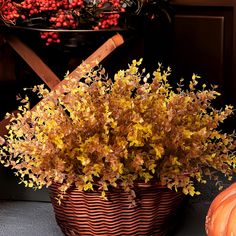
xmin=171 ymin=0 xmax=236 ymax=131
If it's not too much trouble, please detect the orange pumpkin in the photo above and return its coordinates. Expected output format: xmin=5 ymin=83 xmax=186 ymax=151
xmin=205 ymin=182 xmax=236 ymax=236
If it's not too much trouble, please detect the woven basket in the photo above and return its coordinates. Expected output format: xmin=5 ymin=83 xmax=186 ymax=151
xmin=49 ymin=183 xmax=184 ymax=236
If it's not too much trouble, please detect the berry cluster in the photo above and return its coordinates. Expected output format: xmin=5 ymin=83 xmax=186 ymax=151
xmin=0 ymin=0 xmax=19 ymax=24
xmin=49 ymin=10 xmax=78 ymax=29
xmin=0 ymin=0 xmax=126 ymax=45
xmin=20 ymin=0 xmax=84 ymax=14
xmin=94 ymin=13 xmax=121 ymax=30
xmin=40 ymin=31 xmax=60 ymax=45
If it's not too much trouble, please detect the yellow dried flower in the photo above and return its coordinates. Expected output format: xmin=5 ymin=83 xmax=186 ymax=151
xmin=0 ymin=59 xmax=235 ymax=199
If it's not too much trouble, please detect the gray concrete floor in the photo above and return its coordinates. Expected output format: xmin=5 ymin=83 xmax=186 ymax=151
xmin=0 ymin=200 xmax=209 ymax=236
xmin=0 ymin=201 xmax=63 ymax=236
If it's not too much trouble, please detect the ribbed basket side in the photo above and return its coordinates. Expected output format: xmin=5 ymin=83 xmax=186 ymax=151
xmin=49 ymin=184 xmax=184 ymax=236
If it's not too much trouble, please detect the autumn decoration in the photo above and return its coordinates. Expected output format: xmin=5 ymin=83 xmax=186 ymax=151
xmin=0 ymin=0 xmax=171 ymax=45
xmin=205 ymin=182 xmax=236 ymax=236
xmin=0 ymin=59 xmax=235 ymax=203
xmin=0 ymin=0 xmax=129 ymax=44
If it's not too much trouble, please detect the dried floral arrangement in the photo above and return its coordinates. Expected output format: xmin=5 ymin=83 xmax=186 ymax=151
xmin=0 ymin=59 xmax=235 ymax=201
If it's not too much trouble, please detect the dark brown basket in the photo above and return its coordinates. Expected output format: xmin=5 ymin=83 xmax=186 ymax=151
xmin=49 ymin=183 xmax=185 ymax=236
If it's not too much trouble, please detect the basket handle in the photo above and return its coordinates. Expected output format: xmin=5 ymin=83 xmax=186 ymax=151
xmin=5 ymin=34 xmax=61 ymax=89
xmin=52 ymin=33 xmax=124 ymax=90
xmin=0 ymin=33 xmax=125 ymax=137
